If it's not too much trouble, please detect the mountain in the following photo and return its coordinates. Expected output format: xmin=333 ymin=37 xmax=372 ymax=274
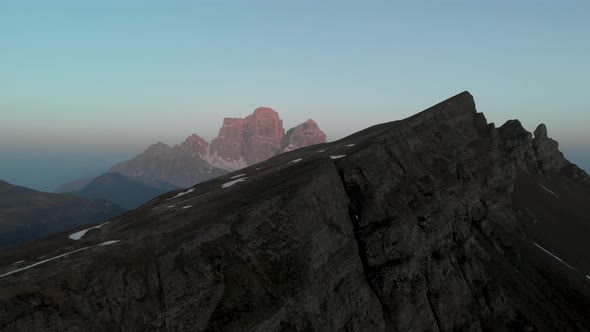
xmin=2 ymin=92 xmax=589 ymax=330
xmin=54 ymin=177 xmax=94 ymax=193
xmin=110 ymin=108 xmax=327 ymax=188
xmin=208 ymin=108 xmax=327 ymax=169
xmin=208 ymin=107 xmax=286 ymax=169
xmin=0 ymin=180 xmax=123 ymax=250
xmin=280 ymin=119 xmax=327 ymax=152
xmin=110 ymin=136 xmax=227 ymax=188
xmin=73 ymin=173 xmax=178 ymax=210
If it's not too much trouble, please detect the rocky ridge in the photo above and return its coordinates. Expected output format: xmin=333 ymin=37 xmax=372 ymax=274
xmin=1 ymin=92 xmax=589 ymax=331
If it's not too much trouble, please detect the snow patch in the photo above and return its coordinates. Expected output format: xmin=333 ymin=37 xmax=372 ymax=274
xmin=345 ymin=144 xmax=355 ymax=147
xmin=69 ymin=222 xmax=109 ymax=241
xmin=221 ymin=177 xmax=248 ymax=189
xmin=586 ymin=275 xmax=590 ymax=281
xmin=540 ymin=185 xmax=559 ymax=198
xmin=0 ymin=246 xmax=93 ymax=278
xmin=98 ymin=240 xmax=120 ymax=246
xmin=317 ymin=150 xmax=326 ymax=153
xmin=166 ymin=188 xmax=195 ymax=201
xmin=13 ymin=260 xmax=24 ymax=265
xmin=533 ymin=242 xmax=575 ymax=270
xmin=168 ymin=205 xmax=176 ymax=208
xmin=330 ymin=155 xmax=347 ymax=160
xmin=1 ymin=239 xmax=123 ymax=278
xmin=230 ymin=173 xmax=247 ymax=179
xmin=288 ymin=158 xmax=303 ymax=164
xmin=182 ymin=205 xmax=193 ymax=209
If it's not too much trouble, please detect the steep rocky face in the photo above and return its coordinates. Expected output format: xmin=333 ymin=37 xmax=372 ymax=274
xmin=1 ymin=92 xmax=589 ymax=331
xmin=209 ymin=107 xmax=285 ymax=169
xmin=281 ymin=119 xmax=327 ymax=152
xmin=182 ymin=134 xmax=210 ymax=159
xmin=110 ymin=137 xmax=226 ymax=188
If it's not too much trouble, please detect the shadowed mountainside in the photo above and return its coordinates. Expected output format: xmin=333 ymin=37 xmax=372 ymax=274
xmin=73 ymin=173 xmax=178 ymax=210
xmin=0 ymin=180 xmax=124 ymax=250
xmin=1 ymin=92 xmax=589 ymax=331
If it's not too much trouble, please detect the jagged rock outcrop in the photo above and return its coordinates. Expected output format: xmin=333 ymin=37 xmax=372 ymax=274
xmin=532 ymin=124 xmax=568 ymax=173
xmin=110 ymin=135 xmax=226 ymax=188
xmin=280 ymin=119 xmax=327 ymax=152
xmin=2 ymin=92 xmax=589 ymax=331
xmin=209 ymin=107 xmax=286 ymax=169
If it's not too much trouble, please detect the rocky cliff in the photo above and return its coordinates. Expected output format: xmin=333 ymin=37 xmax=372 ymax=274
xmin=110 ymin=135 xmax=227 ymax=188
xmin=281 ymin=119 xmax=327 ymax=152
xmin=2 ymin=92 xmax=589 ymax=331
xmin=208 ymin=107 xmax=286 ymax=169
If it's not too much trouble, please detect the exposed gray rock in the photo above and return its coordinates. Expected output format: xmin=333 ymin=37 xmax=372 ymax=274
xmin=1 ymin=92 xmax=589 ymax=331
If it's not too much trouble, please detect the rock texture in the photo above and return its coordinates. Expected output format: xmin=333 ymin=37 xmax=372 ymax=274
xmin=110 ymin=135 xmax=227 ymax=188
xmin=2 ymin=92 xmax=589 ymax=331
xmin=209 ymin=107 xmax=286 ymax=169
xmin=281 ymin=119 xmax=327 ymax=152
xmin=0 ymin=180 xmax=123 ymax=250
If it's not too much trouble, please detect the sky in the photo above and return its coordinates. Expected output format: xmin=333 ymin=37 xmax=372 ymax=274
xmin=1 ymin=0 xmax=589 ymax=191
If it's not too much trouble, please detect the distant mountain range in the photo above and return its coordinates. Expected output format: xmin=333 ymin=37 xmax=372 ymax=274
xmin=0 ymin=180 xmax=123 ymax=250
xmin=111 ymin=107 xmax=327 ymax=187
xmin=56 ymin=107 xmax=326 ymax=207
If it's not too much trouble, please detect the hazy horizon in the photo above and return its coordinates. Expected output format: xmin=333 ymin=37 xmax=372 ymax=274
xmin=2 ymin=1 xmax=589 ymax=190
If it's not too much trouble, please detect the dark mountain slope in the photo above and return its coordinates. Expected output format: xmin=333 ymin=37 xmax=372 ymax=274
xmin=54 ymin=177 xmax=94 ymax=193
xmin=0 ymin=180 xmax=124 ymax=250
xmin=73 ymin=172 xmax=178 ymax=210
xmin=0 ymin=92 xmax=589 ymax=331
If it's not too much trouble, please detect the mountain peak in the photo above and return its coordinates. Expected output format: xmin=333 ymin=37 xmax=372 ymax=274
xmin=252 ymin=107 xmax=278 ymax=116
xmin=534 ymin=123 xmax=548 ymax=139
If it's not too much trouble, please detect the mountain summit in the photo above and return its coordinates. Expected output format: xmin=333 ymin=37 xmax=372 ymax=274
xmin=109 ymin=108 xmax=327 ymax=187
xmin=2 ymin=92 xmax=589 ymax=330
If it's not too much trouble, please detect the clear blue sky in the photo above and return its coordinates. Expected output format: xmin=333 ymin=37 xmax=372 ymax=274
xmin=1 ymin=0 xmax=589 ymax=191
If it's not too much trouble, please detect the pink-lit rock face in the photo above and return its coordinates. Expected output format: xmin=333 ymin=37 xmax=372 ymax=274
xmin=281 ymin=119 xmax=327 ymax=152
xmin=209 ymin=107 xmax=286 ymax=168
xmin=181 ymin=134 xmax=209 ymax=159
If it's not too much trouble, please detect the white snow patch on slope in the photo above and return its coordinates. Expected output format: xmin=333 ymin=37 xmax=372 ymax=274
xmin=98 ymin=240 xmax=120 ymax=246
xmin=317 ymin=150 xmax=326 ymax=153
xmin=533 ymin=242 xmax=575 ymax=270
xmin=288 ymin=158 xmax=303 ymax=164
xmin=345 ymin=144 xmax=355 ymax=147
xmin=586 ymin=275 xmax=590 ymax=281
xmin=168 ymin=205 xmax=176 ymax=208
xmin=330 ymin=155 xmax=347 ymax=160
xmin=13 ymin=260 xmax=24 ymax=265
xmin=166 ymin=188 xmax=195 ymax=201
xmin=69 ymin=222 xmax=109 ymax=241
xmin=222 ymin=177 xmax=248 ymax=188
xmin=0 ymin=246 xmax=93 ymax=278
xmin=540 ymin=185 xmax=559 ymax=198
xmin=1 ymin=239 xmax=122 ymax=278
xmin=231 ymin=173 xmax=247 ymax=179
xmin=182 ymin=205 xmax=193 ymax=209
